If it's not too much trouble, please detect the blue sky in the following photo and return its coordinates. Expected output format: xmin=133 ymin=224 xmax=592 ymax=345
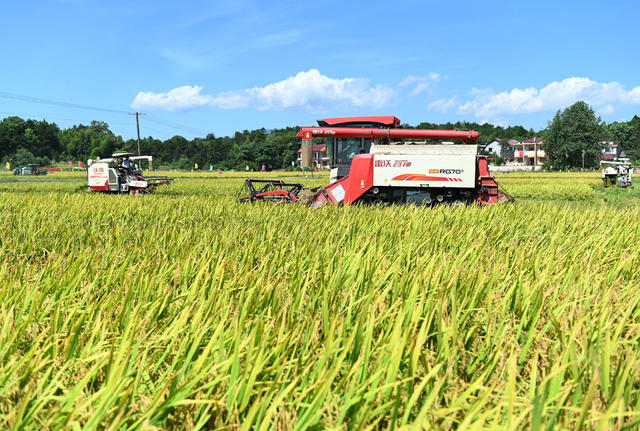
xmin=1 ymin=0 xmax=639 ymax=139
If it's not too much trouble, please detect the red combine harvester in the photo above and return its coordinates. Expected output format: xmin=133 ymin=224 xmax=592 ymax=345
xmin=239 ymin=116 xmax=511 ymax=207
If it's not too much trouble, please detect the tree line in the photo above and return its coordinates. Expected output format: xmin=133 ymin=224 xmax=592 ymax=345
xmin=0 ymin=116 xmax=300 ymax=171
xmin=1 ymin=102 xmax=639 ymax=170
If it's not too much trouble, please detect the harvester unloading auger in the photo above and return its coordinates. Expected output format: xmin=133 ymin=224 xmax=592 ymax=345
xmin=238 ymin=116 xmax=512 ymax=207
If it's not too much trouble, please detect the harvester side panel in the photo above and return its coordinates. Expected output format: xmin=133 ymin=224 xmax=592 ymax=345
xmin=343 ymin=154 xmax=375 ymax=204
xmin=308 ymin=154 xmax=375 ymax=208
xmin=370 ymin=145 xmax=477 ymax=189
xmin=372 ymin=156 xmax=476 ymax=188
xmin=88 ymin=162 xmax=109 ymax=191
xmin=128 ymin=179 xmax=148 ymax=188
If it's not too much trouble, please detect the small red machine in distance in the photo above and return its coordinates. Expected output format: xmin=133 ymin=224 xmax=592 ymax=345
xmin=238 ymin=116 xmax=512 ymax=207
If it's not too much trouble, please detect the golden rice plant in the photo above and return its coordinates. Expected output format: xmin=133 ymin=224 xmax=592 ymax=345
xmin=0 ymin=172 xmax=639 ymax=429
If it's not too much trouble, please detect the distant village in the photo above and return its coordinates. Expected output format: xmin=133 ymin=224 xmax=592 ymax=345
xmin=482 ymin=138 xmax=625 ymax=171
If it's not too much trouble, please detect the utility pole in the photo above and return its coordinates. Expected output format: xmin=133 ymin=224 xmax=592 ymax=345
xmin=129 ymin=112 xmax=146 ymax=155
xmin=582 ymin=149 xmax=585 ymax=170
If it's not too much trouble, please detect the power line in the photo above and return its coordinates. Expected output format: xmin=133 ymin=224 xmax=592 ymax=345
xmin=146 ymin=114 xmax=208 ymax=136
xmin=0 ymin=109 xmax=185 ymax=138
xmin=0 ymin=110 xmax=132 ymax=127
xmin=0 ymin=91 xmax=129 ymax=114
xmin=0 ymin=90 xmax=211 ymax=137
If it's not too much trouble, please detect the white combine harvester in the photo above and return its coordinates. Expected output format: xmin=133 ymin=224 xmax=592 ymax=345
xmin=87 ymin=153 xmax=173 ymax=194
xmin=600 ymin=158 xmax=633 ymax=188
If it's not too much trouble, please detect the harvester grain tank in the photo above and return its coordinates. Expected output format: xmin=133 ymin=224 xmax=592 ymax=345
xmin=87 ymin=153 xmax=172 ymax=194
xmin=239 ymin=116 xmax=512 ymax=207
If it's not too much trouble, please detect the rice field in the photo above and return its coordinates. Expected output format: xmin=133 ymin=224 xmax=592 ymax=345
xmin=1 ymin=172 xmax=640 ymax=429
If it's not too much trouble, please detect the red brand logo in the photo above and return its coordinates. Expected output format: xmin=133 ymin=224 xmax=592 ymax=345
xmin=393 ymin=160 xmax=412 ymax=167
xmin=374 ymin=160 xmax=391 ymax=167
xmin=375 ymin=159 xmax=412 ymax=168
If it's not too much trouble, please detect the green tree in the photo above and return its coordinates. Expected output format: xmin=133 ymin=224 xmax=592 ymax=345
xmin=30 ymin=119 xmax=62 ymax=160
xmin=10 ymin=148 xmax=37 ymax=166
xmin=0 ymin=116 xmax=27 ymax=159
xmin=23 ymin=128 xmax=39 ymax=153
xmin=0 ymin=117 xmax=62 ymax=161
xmin=625 ymin=115 xmax=640 ymax=159
xmin=58 ymin=121 xmax=123 ymax=161
xmin=545 ymin=101 xmax=605 ymax=168
xmin=499 ymin=139 xmax=514 ymax=161
xmin=607 ymin=122 xmax=635 ymax=148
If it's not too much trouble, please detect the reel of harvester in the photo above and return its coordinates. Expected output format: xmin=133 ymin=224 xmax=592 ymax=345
xmin=144 ymin=176 xmax=174 ymax=191
xmin=237 ymin=179 xmax=306 ymax=203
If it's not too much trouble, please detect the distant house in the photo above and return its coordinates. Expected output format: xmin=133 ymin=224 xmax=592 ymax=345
xmin=484 ymin=139 xmax=502 ymax=157
xmin=600 ymin=141 xmax=625 ymax=160
xmin=297 ymin=144 xmax=330 ymax=169
xmin=509 ymin=137 xmax=547 ymax=166
xmin=503 ymin=139 xmax=519 ymax=162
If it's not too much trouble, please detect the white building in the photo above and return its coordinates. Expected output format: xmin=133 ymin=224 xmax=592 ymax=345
xmin=484 ymin=139 xmax=503 ymax=157
xmin=509 ymin=137 xmax=547 ymax=166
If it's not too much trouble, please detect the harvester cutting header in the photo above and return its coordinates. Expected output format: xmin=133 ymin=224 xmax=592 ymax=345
xmin=240 ymin=116 xmax=512 ymax=207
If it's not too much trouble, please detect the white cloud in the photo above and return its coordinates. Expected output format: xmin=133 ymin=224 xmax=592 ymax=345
xmin=211 ymin=92 xmax=252 ymax=110
xmin=409 ymin=83 xmax=430 ymax=97
xmin=427 ymin=97 xmax=457 ymax=113
xmin=399 ymin=73 xmax=441 ymax=96
xmin=399 ymin=76 xmax=419 ymax=86
xmin=479 ymin=118 xmax=509 ymax=128
xmin=214 ymin=69 xmax=394 ymax=111
xmin=130 ymin=85 xmax=214 ymax=111
xmin=597 ymin=105 xmax=615 ymax=116
xmin=446 ymin=77 xmax=640 ymax=120
xmin=131 ymin=69 xmax=394 ymax=112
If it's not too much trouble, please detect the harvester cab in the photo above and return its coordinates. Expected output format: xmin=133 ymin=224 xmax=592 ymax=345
xmin=601 ymin=158 xmax=633 ymax=188
xmin=87 ymin=153 xmax=173 ymax=194
xmin=239 ymin=115 xmax=512 ymax=207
